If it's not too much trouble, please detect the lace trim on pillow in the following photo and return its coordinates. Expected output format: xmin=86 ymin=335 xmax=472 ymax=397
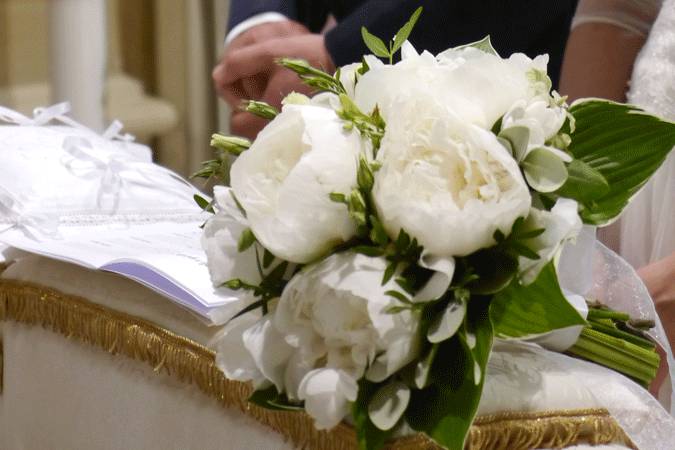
xmin=0 ymin=279 xmax=636 ymax=450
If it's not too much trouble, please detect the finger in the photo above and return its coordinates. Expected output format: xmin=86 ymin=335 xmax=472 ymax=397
xmin=262 ymin=69 xmax=314 ymax=109
xmin=241 ymin=73 xmax=268 ymax=100
xmin=221 ymin=42 xmax=279 ymax=85
xmin=230 ymin=111 xmax=268 ymax=140
xmin=218 ymin=80 xmax=249 ymax=108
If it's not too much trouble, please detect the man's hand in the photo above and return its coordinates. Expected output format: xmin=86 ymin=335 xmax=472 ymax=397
xmin=213 ymin=20 xmax=310 ymax=107
xmin=215 ymin=30 xmax=335 ymax=139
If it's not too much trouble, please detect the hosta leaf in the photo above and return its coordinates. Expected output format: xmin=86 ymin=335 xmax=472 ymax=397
xmin=490 ymin=261 xmax=586 ymax=338
xmin=567 ymin=99 xmax=675 ymax=225
xmin=556 ymin=159 xmax=610 ymax=203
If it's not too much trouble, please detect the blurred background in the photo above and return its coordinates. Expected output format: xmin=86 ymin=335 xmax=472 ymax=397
xmin=0 ymin=0 xmax=232 ymax=178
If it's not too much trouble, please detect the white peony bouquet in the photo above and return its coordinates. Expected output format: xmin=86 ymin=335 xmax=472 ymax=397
xmin=197 ymin=8 xmax=675 ymax=450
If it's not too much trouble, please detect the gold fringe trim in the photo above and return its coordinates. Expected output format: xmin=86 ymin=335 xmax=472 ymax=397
xmin=0 ymin=279 xmax=636 ymax=450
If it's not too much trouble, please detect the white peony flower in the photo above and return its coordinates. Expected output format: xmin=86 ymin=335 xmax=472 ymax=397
xmin=214 ymin=252 xmax=422 ymax=430
xmin=354 ymin=42 xmax=551 ymax=130
xmin=518 ymin=198 xmax=583 ymax=284
xmin=372 ymin=98 xmax=531 ymax=257
xmin=297 ymin=368 xmax=358 ymax=430
xmin=201 ymin=186 xmax=261 ymax=286
xmin=502 ymin=99 xmax=567 ymax=148
xmin=275 ymin=252 xmax=420 ymax=385
xmin=230 ymin=104 xmax=365 ymax=263
xmin=336 ymin=55 xmax=383 ymax=99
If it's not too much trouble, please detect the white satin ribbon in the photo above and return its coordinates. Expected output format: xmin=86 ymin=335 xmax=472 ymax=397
xmin=0 ymin=103 xmax=135 ymax=142
xmin=61 ymin=136 xmax=192 ymax=212
xmin=0 ymin=191 xmax=59 ymax=240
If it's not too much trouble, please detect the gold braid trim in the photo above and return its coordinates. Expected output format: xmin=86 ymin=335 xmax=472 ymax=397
xmin=0 ymin=279 xmax=636 ymax=450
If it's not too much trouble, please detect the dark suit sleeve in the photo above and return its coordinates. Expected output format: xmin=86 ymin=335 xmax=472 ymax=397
xmin=228 ymin=0 xmax=299 ymax=30
xmin=324 ymin=0 xmax=578 ymax=88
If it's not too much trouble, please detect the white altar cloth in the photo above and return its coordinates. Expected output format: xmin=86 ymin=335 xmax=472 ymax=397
xmin=2 ymin=255 xmax=672 ymax=449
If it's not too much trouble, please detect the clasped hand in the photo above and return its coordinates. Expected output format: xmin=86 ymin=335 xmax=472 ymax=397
xmin=213 ymin=20 xmax=336 ymax=139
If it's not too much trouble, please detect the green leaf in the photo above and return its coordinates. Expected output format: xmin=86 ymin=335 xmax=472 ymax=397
xmin=391 ymin=7 xmax=423 ymax=53
xmin=210 ymin=133 xmax=250 ymax=155
xmin=413 ymin=344 xmax=439 ymax=388
xmin=368 ymin=380 xmax=411 ymax=431
xmin=465 ymin=248 xmax=518 ymax=295
xmin=453 ymin=35 xmax=499 ymax=56
xmin=353 ymin=380 xmax=396 ymax=450
xmin=382 ymin=262 xmax=398 ymax=285
xmin=385 ymin=290 xmax=412 ymax=305
xmin=556 ymin=159 xmax=610 ymax=203
xmin=249 ymin=386 xmax=304 ymax=412
xmin=329 ymin=192 xmax=347 ymax=203
xmin=262 ymin=249 xmax=275 ymax=269
xmin=427 ymin=298 xmax=466 ymax=343
xmin=237 ymin=228 xmax=257 ymax=252
xmin=406 ymin=301 xmax=493 ymax=450
xmin=243 ymin=100 xmax=278 ymax=119
xmin=357 ymin=154 xmax=375 ymax=191
xmin=369 ymin=215 xmax=389 ymax=246
xmin=490 ymin=261 xmax=587 ymax=338
xmin=353 ymin=245 xmax=385 ymax=257
xmin=521 ymin=147 xmax=569 ymax=193
xmin=225 ymin=298 xmax=265 ymax=325
xmin=193 ymin=194 xmax=214 ymax=213
xmin=361 ymin=27 xmax=390 ymax=58
xmin=498 ymin=126 xmax=530 ymax=162
xmin=567 ymin=99 xmax=675 ymax=225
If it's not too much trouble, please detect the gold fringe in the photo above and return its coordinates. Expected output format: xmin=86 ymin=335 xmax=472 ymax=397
xmin=0 ymin=279 xmax=636 ymax=450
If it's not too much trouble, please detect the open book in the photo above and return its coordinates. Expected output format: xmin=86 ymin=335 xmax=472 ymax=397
xmin=0 ymin=215 xmax=242 ymax=325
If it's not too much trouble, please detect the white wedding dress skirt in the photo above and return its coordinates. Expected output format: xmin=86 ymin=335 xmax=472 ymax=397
xmin=621 ymin=0 xmax=675 ymax=268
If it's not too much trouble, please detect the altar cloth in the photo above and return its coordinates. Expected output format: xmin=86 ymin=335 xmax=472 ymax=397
xmin=1 ymin=255 xmax=672 ymax=449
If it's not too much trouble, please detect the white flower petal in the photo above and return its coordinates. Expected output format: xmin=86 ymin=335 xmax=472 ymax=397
xmin=213 ymin=312 xmax=266 ymax=386
xmin=298 ymin=368 xmax=358 ymax=430
xmin=230 ymin=105 xmax=363 ymax=263
xmin=519 ymin=198 xmax=583 ymax=284
xmin=243 ymin=316 xmax=294 ymax=392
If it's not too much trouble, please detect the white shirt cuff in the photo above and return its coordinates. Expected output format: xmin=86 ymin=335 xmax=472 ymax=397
xmin=225 ymin=12 xmax=289 ymax=47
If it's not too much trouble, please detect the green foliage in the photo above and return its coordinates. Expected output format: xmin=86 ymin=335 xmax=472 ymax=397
xmin=192 ymin=194 xmax=214 ymax=213
xmin=361 ymin=28 xmax=390 ymax=58
xmin=391 ymin=7 xmax=423 ymax=54
xmin=490 ymin=261 xmax=586 ymax=338
xmin=243 ymin=100 xmax=279 ymax=120
xmin=361 ymin=7 xmax=423 ymax=64
xmin=237 ymin=228 xmax=257 ymax=252
xmin=337 ymin=94 xmax=385 ymax=150
xmin=564 ymin=99 xmax=675 ymax=225
xmin=352 ymin=380 xmax=396 ymax=450
xmin=556 ymin=159 xmax=610 ymax=203
xmin=521 ymin=148 xmax=569 ymax=193
xmin=406 ymin=300 xmax=493 ymax=450
xmin=277 ymin=58 xmax=346 ymax=95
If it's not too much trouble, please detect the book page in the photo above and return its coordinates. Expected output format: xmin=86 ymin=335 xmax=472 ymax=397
xmin=0 ymin=218 xmax=244 ymax=323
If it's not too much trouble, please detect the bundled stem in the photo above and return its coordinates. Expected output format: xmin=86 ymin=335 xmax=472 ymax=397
xmin=567 ymin=304 xmax=660 ymax=388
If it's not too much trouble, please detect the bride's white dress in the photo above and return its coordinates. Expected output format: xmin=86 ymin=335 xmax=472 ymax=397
xmin=623 ymin=0 xmax=675 ymax=268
